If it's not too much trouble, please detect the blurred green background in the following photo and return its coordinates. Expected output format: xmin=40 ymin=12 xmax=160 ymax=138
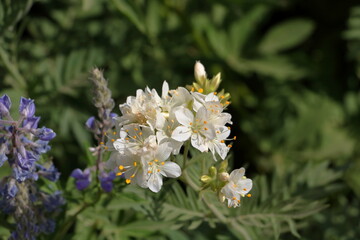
xmin=1 ymin=0 xmax=360 ymax=239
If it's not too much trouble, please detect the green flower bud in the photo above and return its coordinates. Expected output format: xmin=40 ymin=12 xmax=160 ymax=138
xmin=200 ymin=175 xmax=212 ymax=184
xmin=209 ymin=166 xmax=217 ymax=177
xmin=219 ymin=159 xmax=228 ymax=173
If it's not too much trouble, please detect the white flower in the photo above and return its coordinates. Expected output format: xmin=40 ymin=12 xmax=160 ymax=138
xmin=220 ymin=168 xmax=252 ymax=208
xmin=116 ymin=150 xmax=148 ymax=188
xmin=117 ymin=88 xmax=160 ymax=129
xmin=155 ymin=108 xmax=183 ymax=154
xmin=142 ymin=143 xmax=181 ymax=192
xmin=113 ymin=124 xmax=157 ymax=155
xmin=207 ymin=126 xmax=231 ymax=161
xmin=171 ymin=106 xmax=216 ymax=152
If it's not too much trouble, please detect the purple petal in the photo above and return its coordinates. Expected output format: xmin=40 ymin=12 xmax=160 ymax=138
xmin=76 ymin=179 xmax=91 ymax=190
xmin=85 ymin=116 xmax=96 ymax=130
xmin=19 ymin=97 xmax=35 ymax=118
xmin=22 ymin=117 xmax=40 ymax=129
xmin=70 ymin=169 xmax=83 ymax=179
xmin=0 ymin=94 xmax=11 ymax=117
xmin=36 ymin=127 xmax=56 ymax=141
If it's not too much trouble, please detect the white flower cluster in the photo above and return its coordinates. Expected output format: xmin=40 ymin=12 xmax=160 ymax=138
xmin=106 ymin=79 xmax=234 ymax=193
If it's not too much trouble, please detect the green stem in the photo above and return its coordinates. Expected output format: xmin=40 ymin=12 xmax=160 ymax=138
xmin=0 ymin=45 xmax=27 ymax=90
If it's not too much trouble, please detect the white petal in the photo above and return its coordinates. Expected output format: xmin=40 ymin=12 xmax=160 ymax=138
xmin=161 ymin=162 xmax=181 ymax=178
xmin=205 ymin=93 xmax=219 ymax=102
xmin=214 ymin=142 xmax=229 ymax=160
xmin=229 ymin=168 xmax=245 ymax=182
xmin=174 ymin=107 xmax=194 ymax=126
xmin=237 ymin=179 xmax=253 ymax=195
xmin=155 ymin=143 xmax=172 ymax=161
xmin=162 ymin=81 xmax=169 ymax=99
xmin=148 ymin=173 xmax=163 ymax=193
xmin=191 ymin=133 xmax=208 ymax=152
xmin=172 ymin=126 xmax=192 ymax=142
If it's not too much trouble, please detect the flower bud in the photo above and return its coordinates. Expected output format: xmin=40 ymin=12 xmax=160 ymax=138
xmin=19 ymin=97 xmax=35 ymax=118
xmin=219 ymin=159 xmax=228 ymax=173
xmin=218 ymin=172 xmax=230 ymax=182
xmin=0 ymin=94 xmax=11 ymax=117
xmin=210 ymin=73 xmax=221 ymax=91
xmin=209 ymin=166 xmax=217 ymax=177
xmin=200 ymin=175 xmax=212 ymax=184
xmin=35 ymin=127 xmax=56 ymax=141
xmin=194 ymin=61 xmax=207 ymax=83
xmin=218 ymin=192 xmax=226 ymax=203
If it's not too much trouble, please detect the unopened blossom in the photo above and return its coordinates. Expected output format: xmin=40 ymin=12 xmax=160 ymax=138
xmin=220 ymin=168 xmax=252 ymax=208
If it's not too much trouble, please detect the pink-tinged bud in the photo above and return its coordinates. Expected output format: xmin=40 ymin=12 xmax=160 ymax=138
xmin=194 ymin=61 xmax=207 ymax=82
xmin=218 ymin=172 xmax=230 ymax=182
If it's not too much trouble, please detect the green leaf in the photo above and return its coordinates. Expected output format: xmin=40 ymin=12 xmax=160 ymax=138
xmin=258 ymin=18 xmax=315 ymax=54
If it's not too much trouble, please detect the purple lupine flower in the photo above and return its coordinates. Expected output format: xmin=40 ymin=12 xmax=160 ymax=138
xmin=19 ymin=97 xmax=35 ymax=118
xmin=0 ymin=94 xmax=11 ymax=117
xmin=99 ymin=172 xmax=116 ymax=192
xmin=71 ymin=168 xmax=91 ymax=190
xmin=16 ymin=151 xmax=37 ymax=170
xmin=0 ymin=144 xmax=8 ymax=167
xmin=85 ymin=116 xmax=96 ymax=130
xmin=35 ymin=127 xmax=56 ymax=141
xmin=22 ymin=116 xmax=40 ymax=129
xmin=36 ymin=164 xmax=60 ymax=182
xmin=13 ymin=166 xmax=39 ymax=182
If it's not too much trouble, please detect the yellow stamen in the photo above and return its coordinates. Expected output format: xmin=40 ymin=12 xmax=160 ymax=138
xmin=154 ymin=159 xmax=159 ymax=162
xmin=226 ymin=101 xmax=230 ymax=105
xmin=198 ymin=88 xmax=204 ymax=93
xmin=232 ymin=197 xmax=237 ymax=200
xmin=125 ymin=137 xmax=129 ymax=140
xmin=204 ymin=127 xmax=208 ymax=130
xmin=100 ymin=142 xmax=104 ymax=145
xmin=116 ymin=172 xmax=122 ymax=176
xmin=119 ymin=165 xmax=124 ymax=170
xmin=133 ymin=162 xmax=137 ymax=167
xmin=193 ymin=130 xmax=198 ymax=133
xmin=204 ymin=121 xmax=207 ymax=124
xmin=133 ymin=136 xmax=137 ymax=139
xmin=104 ymin=146 xmax=109 ymax=150
xmin=126 ymin=179 xmax=131 ymax=184
xmin=228 ymin=144 xmax=232 ymax=148
xmin=134 ymin=128 xmax=139 ymax=131
xmin=243 ymin=188 xmax=247 ymax=191
xmin=139 ymin=132 xmax=143 ymax=135
xmin=220 ymin=96 xmax=225 ymax=99
xmin=113 ymin=131 xmax=117 ymax=135
xmin=111 ymin=139 xmax=115 ymax=142
xmin=148 ymin=170 xmax=152 ymax=174
xmin=157 ymin=169 xmax=160 ymax=172
xmin=247 ymin=194 xmax=252 ymax=197
xmin=191 ymin=87 xmax=194 ymax=92
xmin=161 ymin=162 xmax=165 ymax=165
xmin=234 ymin=136 xmax=237 ymax=140
xmin=148 ymin=162 xmax=153 ymax=165
xmin=131 ymin=174 xmax=135 ymax=178
xmin=189 ymin=122 xmax=193 ymax=125
xmin=214 ymin=92 xmax=217 ymax=95
xmin=220 ymin=140 xmax=225 ymax=143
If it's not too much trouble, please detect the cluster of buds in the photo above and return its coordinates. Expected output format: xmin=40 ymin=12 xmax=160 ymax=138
xmin=0 ymin=95 xmax=64 ymax=238
xmin=71 ymin=68 xmax=118 ymax=192
xmin=201 ymin=159 xmax=253 ymax=208
xmin=187 ymin=61 xmax=231 ymax=107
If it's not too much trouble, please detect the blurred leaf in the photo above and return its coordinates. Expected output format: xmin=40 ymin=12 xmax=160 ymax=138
xmin=258 ymin=18 xmax=315 ymax=54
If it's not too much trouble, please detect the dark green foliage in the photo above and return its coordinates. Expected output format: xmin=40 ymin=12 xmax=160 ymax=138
xmin=1 ymin=0 xmax=359 ymax=239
